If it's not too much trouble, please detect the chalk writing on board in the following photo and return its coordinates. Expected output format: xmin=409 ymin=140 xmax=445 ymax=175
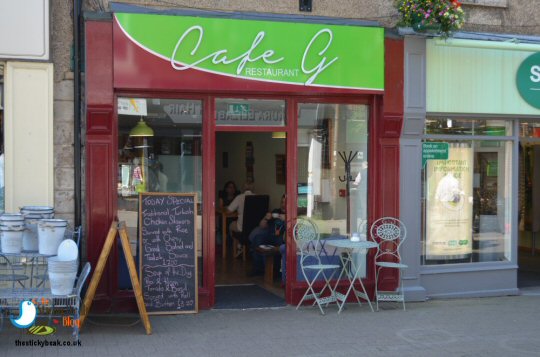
xmin=139 ymin=193 xmax=198 ymax=314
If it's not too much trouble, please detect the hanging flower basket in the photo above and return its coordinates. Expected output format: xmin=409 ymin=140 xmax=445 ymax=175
xmin=412 ymin=21 xmax=443 ymax=34
xmin=396 ymin=0 xmax=465 ymax=38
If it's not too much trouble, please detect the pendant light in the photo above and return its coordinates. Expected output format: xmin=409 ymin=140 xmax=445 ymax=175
xmin=129 ymin=117 xmax=154 ymax=137
xmin=129 ymin=117 xmax=153 ymax=193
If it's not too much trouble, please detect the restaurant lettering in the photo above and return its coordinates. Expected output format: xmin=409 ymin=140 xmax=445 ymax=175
xmin=170 ymin=26 xmax=338 ymax=85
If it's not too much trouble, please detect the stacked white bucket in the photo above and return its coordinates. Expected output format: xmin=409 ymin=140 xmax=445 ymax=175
xmin=0 ymin=214 xmax=26 ymax=253
xmin=20 ymin=206 xmax=55 ymax=252
xmin=0 ymin=206 xmax=76 ymax=295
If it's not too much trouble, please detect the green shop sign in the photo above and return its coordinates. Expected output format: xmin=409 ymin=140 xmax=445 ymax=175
xmin=422 ymin=142 xmax=449 ymax=167
xmin=517 ymin=52 xmax=540 ymax=110
xmin=115 ymin=13 xmax=384 ymax=90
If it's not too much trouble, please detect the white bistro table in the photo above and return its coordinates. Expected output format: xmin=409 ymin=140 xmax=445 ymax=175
xmin=324 ymin=239 xmax=378 ymax=313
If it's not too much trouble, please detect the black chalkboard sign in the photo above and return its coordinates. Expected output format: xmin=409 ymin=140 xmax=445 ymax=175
xmin=139 ymin=192 xmax=198 ymax=314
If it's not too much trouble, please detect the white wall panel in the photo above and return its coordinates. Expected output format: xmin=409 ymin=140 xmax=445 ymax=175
xmin=0 ymin=0 xmax=49 ymax=60
xmin=4 ymin=62 xmax=53 ymax=211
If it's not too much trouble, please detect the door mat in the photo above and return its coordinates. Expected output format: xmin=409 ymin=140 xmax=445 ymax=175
xmin=518 ymin=270 xmax=540 ymax=288
xmin=214 ymin=284 xmax=286 ymax=309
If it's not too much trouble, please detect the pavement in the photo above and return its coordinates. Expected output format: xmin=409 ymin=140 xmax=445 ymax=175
xmin=1 ymin=291 xmax=540 ymax=357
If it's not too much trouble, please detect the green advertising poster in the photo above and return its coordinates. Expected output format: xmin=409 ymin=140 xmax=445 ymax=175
xmin=517 ymin=52 xmax=540 ymax=109
xmin=425 ymin=145 xmax=473 ymax=259
xmin=422 ymin=142 xmax=449 ymax=167
xmin=115 ymin=13 xmax=384 ymax=90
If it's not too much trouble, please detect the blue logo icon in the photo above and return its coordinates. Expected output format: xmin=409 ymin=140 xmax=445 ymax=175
xmin=10 ymin=300 xmax=37 ymax=328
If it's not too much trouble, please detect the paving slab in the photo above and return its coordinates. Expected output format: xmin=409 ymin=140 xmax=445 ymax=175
xmin=1 ymin=296 xmax=540 ymax=356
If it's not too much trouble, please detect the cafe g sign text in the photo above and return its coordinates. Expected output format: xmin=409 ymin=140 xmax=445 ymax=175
xmin=517 ymin=52 xmax=540 ymax=110
xmin=115 ymin=13 xmax=384 ymax=91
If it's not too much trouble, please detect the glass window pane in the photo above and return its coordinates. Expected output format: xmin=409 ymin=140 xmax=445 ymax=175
xmin=117 ymin=97 xmax=203 ymax=287
xmin=296 ymin=103 xmax=369 ymax=280
xmin=422 ymin=139 xmax=512 ymax=264
xmin=519 ymin=121 xmax=540 ymax=138
xmin=216 ymin=98 xmax=285 ymax=126
xmin=519 ymin=139 xmax=540 ymax=257
xmin=425 ymin=118 xmax=513 ymax=136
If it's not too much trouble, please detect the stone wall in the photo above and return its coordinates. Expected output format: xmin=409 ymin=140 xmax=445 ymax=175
xmin=51 ymin=0 xmax=75 ymax=226
xmin=86 ymin=0 xmax=539 ymax=35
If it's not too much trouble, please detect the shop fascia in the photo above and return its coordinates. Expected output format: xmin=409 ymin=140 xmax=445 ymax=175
xmin=115 ymin=13 xmax=384 ymax=91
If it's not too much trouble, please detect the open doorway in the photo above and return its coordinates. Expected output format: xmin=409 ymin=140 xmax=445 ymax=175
xmin=518 ymin=123 xmax=540 ymax=289
xmin=214 ymin=131 xmax=287 ymax=308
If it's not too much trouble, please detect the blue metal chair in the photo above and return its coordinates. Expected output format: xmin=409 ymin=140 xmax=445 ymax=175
xmin=370 ymin=217 xmax=408 ymax=311
xmin=294 ymin=218 xmax=340 ymax=314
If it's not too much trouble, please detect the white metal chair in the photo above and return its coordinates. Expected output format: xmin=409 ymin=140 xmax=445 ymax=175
xmin=370 ymin=217 xmax=408 ymax=311
xmin=294 ymin=218 xmax=340 ymax=314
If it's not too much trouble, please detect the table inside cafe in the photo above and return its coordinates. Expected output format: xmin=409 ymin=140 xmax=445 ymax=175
xmin=323 ymin=236 xmax=377 ymax=313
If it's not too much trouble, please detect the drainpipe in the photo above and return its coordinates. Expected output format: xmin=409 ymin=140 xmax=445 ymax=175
xmin=73 ymin=0 xmax=82 ymax=227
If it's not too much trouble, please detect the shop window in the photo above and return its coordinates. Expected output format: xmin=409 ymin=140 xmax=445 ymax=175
xmin=425 ymin=118 xmax=513 ymax=136
xmin=215 ymin=98 xmax=285 ymax=126
xmin=422 ymin=118 xmax=513 ymax=265
xmin=518 ymin=121 xmax=540 ymax=255
xmin=117 ymin=97 xmax=203 ymax=286
xmin=296 ymin=102 xmax=369 ymax=268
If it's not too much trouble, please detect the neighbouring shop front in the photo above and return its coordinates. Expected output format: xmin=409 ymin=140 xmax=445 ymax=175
xmin=401 ymin=36 xmax=540 ymax=300
xmin=85 ymin=6 xmax=404 ymax=311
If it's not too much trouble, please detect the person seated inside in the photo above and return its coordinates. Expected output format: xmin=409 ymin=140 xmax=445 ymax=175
xmin=227 ymin=181 xmax=255 ymax=238
xmin=248 ymin=194 xmax=286 ymax=277
xmin=219 ymin=181 xmax=240 ymax=208
xmin=216 ymin=181 xmax=240 ymax=245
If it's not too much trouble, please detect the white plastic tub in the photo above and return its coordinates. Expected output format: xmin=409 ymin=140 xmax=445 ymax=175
xmin=48 ymin=256 xmax=78 ymax=295
xmin=48 ymin=271 xmax=77 ymax=295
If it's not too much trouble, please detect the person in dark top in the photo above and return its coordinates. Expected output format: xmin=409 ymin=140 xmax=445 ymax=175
xmin=219 ymin=181 xmax=240 ymax=208
xmin=248 ymin=194 xmax=286 ymax=276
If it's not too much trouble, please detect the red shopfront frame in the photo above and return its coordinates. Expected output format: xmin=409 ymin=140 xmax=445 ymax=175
xmin=85 ymin=17 xmax=403 ymax=311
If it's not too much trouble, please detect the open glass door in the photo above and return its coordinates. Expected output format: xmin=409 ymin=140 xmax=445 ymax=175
xmin=212 ymin=97 xmax=288 ymax=308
